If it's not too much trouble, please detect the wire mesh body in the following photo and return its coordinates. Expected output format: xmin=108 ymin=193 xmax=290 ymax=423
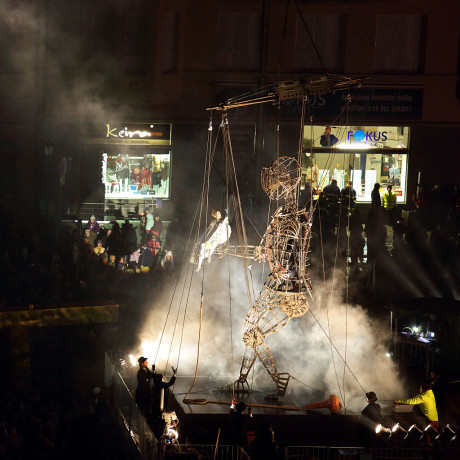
xmin=261 ymin=156 xmax=300 ymax=201
xmin=237 ymin=157 xmax=313 ymax=396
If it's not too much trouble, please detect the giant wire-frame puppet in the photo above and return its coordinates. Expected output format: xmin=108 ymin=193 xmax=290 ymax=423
xmin=191 ymin=75 xmax=366 ymax=397
xmin=236 ymin=156 xmax=312 ymax=397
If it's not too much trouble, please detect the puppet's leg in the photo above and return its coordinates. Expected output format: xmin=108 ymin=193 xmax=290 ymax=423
xmin=238 ymin=300 xmax=292 ymax=396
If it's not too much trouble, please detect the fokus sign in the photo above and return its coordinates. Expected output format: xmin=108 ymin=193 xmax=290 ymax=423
xmin=347 ymin=130 xmax=388 ymax=143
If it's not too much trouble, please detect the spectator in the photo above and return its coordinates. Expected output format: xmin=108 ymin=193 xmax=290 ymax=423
xmin=152 ymin=214 xmax=164 ymax=240
xmin=371 ymin=183 xmax=381 ymax=208
xmin=320 ymin=126 xmax=338 ymax=147
xmin=145 ymin=208 xmax=154 ymax=233
xmin=128 ymin=248 xmax=141 ymax=269
xmin=85 ymin=215 xmax=100 ymax=235
xmin=106 ymin=223 xmax=123 ymax=257
xmin=146 ymin=231 xmax=161 ymax=256
xmin=160 ymin=248 xmax=174 ymax=273
xmin=140 ymin=245 xmax=153 ymax=272
xmin=93 ymin=240 xmax=106 ymax=258
xmin=121 ymin=220 xmax=137 ymax=255
xmin=107 ymin=254 xmax=116 ymax=268
xmin=116 ymin=256 xmax=126 ymax=271
xmin=83 ymin=228 xmax=96 ymax=248
xmin=341 ymin=181 xmax=357 ymax=216
xmin=321 ymin=179 xmax=341 ymax=206
xmin=382 ymin=185 xmax=397 ymax=226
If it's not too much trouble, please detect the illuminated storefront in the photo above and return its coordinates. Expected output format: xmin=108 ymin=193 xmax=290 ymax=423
xmin=86 ymin=122 xmax=172 ymax=202
xmin=303 ymin=125 xmax=409 ymax=203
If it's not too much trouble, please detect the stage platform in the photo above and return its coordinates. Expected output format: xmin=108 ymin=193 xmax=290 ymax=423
xmin=164 ymin=376 xmax=407 ymax=446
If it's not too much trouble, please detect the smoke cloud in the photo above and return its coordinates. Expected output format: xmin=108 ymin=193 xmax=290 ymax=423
xmin=135 ymin=255 xmax=405 ymax=413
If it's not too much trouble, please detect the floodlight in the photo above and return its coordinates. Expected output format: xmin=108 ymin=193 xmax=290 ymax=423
xmin=405 ymin=424 xmax=425 ymax=441
xmin=435 ymin=424 xmax=457 ymax=443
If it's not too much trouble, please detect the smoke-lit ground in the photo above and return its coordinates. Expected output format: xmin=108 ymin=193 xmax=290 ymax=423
xmin=132 ymin=256 xmax=405 ymax=413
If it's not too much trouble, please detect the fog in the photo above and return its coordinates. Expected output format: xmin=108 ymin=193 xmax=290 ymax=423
xmin=134 ymin=253 xmax=405 ymax=413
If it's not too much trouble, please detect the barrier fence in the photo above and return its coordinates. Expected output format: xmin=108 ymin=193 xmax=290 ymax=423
xmin=285 ymin=445 xmax=460 ymax=459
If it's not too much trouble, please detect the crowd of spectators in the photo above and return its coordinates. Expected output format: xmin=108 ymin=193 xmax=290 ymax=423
xmin=1 ymin=182 xmax=459 ymax=309
xmin=0 ymin=208 xmax=183 ymax=309
xmin=309 ymin=181 xmax=460 ymax=299
xmin=0 ymin=379 xmax=137 ymax=460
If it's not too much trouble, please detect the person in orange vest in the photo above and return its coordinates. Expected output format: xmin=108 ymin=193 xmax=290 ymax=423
xmin=382 ymin=185 xmax=397 ymax=226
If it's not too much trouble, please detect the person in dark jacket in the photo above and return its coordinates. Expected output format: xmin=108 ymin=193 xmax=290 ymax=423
xmin=371 ymin=183 xmax=381 ymax=207
xmin=135 ymin=356 xmax=155 ymax=416
xmin=85 ymin=215 xmax=100 ymax=235
xmin=152 ymin=214 xmax=164 ymax=239
xmin=358 ymin=391 xmax=385 ymax=446
xmin=151 ymin=367 xmax=177 ymax=417
xmin=320 ymin=126 xmax=338 ymax=147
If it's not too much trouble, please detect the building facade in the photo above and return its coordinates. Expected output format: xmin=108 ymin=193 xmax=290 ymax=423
xmin=1 ymin=0 xmax=459 ymax=221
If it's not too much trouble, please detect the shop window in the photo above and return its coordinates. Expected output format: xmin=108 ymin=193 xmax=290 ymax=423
xmin=216 ymin=13 xmax=260 ymax=70
xmin=102 ymin=153 xmax=171 ymax=200
xmin=308 ymin=152 xmax=408 ymax=204
xmin=303 ymin=125 xmax=409 ymax=203
xmin=294 ymin=15 xmax=345 ymax=71
xmin=374 ymin=15 xmax=426 ymax=72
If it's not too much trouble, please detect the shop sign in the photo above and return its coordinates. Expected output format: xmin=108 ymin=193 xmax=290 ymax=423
xmin=347 ymin=130 xmax=388 ymax=143
xmin=281 ymin=88 xmax=423 ymax=120
xmin=85 ymin=123 xmax=172 ymax=145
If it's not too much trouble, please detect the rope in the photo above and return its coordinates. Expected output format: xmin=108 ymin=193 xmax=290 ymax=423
xmin=341 ymin=98 xmax=353 ymax=410
xmin=277 ymin=0 xmax=291 ymax=81
xmin=154 ymin=113 xmax=218 ymax=368
xmin=292 ymin=0 xmax=329 ymax=75
xmin=307 ymin=301 xmax=366 ymax=395
xmin=225 ymin=140 xmax=235 ymax=399
xmin=290 ymin=375 xmax=322 ymax=393
xmin=183 ymin=293 xmax=204 ymax=404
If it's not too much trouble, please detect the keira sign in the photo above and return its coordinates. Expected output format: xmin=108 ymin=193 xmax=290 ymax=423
xmin=85 ymin=123 xmax=172 ymax=145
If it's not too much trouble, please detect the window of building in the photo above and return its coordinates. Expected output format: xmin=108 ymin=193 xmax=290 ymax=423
xmin=0 ymin=21 xmax=23 ymax=74
xmin=374 ymin=15 xmax=425 ymax=72
xmin=124 ymin=14 xmax=148 ymax=75
xmin=217 ymin=13 xmax=260 ymax=70
xmin=161 ymin=13 xmax=180 ymax=72
xmin=90 ymin=8 xmax=118 ymax=72
xmin=303 ymin=125 xmax=409 ymax=203
xmin=125 ymin=14 xmax=148 ymax=56
xmin=294 ymin=15 xmax=345 ymax=71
